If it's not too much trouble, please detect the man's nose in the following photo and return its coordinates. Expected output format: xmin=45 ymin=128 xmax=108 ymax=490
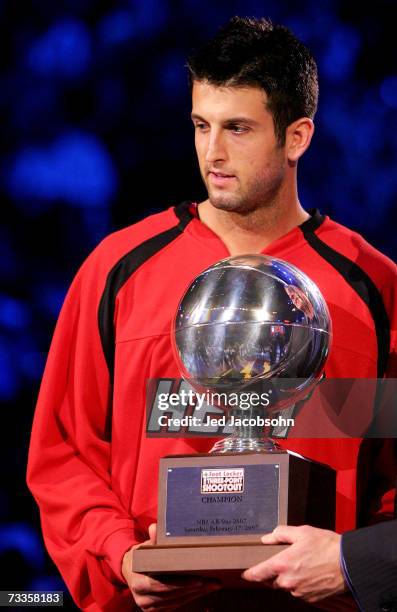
xmin=205 ymin=130 xmax=227 ymax=163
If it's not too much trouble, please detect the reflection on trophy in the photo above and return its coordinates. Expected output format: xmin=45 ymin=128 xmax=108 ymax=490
xmin=134 ymin=255 xmax=336 ymax=579
xmin=173 ymin=254 xmax=331 ymax=452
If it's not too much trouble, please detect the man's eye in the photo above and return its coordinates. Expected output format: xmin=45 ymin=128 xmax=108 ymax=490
xmin=194 ymin=123 xmax=208 ymax=131
xmin=230 ymin=125 xmax=247 ymax=133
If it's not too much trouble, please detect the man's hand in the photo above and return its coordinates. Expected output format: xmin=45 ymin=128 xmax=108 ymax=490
xmin=241 ymin=525 xmax=348 ymax=604
xmin=122 ymin=524 xmax=221 ymax=611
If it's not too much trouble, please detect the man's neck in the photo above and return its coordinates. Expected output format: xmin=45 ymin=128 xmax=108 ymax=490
xmin=198 ymin=198 xmax=310 ymax=256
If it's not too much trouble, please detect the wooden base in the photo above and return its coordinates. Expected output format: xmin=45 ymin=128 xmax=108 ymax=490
xmin=133 ymin=543 xmax=288 ymax=586
xmin=134 ymin=452 xmax=335 ymax=587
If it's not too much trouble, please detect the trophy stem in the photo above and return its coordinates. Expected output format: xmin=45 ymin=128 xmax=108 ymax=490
xmin=210 ymin=437 xmax=279 ymax=453
xmin=209 ymin=406 xmax=282 ymax=454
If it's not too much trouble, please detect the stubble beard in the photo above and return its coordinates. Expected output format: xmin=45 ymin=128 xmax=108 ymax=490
xmin=204 ymin=164 xmax=285 ymax=217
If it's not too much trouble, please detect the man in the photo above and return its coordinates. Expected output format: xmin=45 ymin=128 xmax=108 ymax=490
xmin=27 ymin=17 xmax=397 ymax=611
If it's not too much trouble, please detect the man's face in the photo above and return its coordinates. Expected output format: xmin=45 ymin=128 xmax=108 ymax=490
xmin=191 ymin=81 xmax=287 ymax=214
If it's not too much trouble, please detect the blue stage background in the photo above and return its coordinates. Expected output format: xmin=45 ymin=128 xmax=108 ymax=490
xmin=1 ymin=0 xmax=396 ymax=603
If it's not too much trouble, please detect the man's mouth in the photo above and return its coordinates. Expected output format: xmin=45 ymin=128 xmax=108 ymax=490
xmin=208 ymin=171 xmax=235 ymax=178
xmin=208 ymin=171 xmax=236 ymax=186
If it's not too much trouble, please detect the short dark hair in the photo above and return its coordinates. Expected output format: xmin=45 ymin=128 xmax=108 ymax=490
xmin=187 ymin=17 xmax=318 ymax=145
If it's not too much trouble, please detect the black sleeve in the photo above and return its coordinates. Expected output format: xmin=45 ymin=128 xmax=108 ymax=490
xmin=342 ymin=520 xmax=397 ymax=612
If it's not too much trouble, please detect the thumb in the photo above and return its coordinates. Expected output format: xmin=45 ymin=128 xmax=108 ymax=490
xmin=148 ymin=522 xmax=157 ymax=544
xmin=261 ymin=524 xmax=300 ymax=545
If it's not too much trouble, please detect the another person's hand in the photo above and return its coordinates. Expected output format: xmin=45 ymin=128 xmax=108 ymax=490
xmin=242 ymin=525 xmax=348 ymax=604
xmin=122 ymin=523 xmax=221 ymax=611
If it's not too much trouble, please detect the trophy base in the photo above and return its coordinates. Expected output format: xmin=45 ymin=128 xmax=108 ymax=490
xmin=133 ymin=542 xmax=288 ymax=587
xmin=133 ymin=452 xmax=335 ymax=579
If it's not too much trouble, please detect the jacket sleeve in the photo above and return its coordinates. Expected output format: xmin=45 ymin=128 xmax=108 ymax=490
xmin=27 ymin=247 xmax=142 ymax=610
xmin=342 ymin=521 xmax=397 ymax=612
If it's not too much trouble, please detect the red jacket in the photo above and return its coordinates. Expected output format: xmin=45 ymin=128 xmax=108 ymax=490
xmin=27 ymin=203 xmax=397 ymax=610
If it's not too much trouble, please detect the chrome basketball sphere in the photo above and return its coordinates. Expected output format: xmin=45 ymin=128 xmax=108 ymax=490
xmin=172 ymin=254 xmax=332 ymax=411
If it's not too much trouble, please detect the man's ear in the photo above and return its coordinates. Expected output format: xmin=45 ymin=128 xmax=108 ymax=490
xmin=285 ymin=117 xmax=315 ymax=162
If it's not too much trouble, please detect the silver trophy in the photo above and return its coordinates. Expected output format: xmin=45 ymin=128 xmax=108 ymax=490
xmin=133 ymin=255 xmax=334 ymax=575
xmin=173 ymin=254 xmax=332 ymax=453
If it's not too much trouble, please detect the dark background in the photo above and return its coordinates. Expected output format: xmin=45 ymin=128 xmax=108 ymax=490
xmin=1 ymin=0 xmax=397 ymax=603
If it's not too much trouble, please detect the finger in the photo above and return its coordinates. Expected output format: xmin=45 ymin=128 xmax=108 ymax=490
xmin=241 ymin=558 xmax=278 ymax=583
xmin=151 ymin=574 xmax=215 ymax=589
xmin=261 ymin=532 xmax=282 ymax=545
xmin=133 ymin=537 xmax=152 ymax=551
xmin=148 ymin=523 xmax=157 ymax=544
xmin=261 ymin=524 xmax=301 ymax=545
xmin=136 ymin=580 xmax=221 ymax=609
xmin=134 ymin=574 xmax=215 ymax=595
